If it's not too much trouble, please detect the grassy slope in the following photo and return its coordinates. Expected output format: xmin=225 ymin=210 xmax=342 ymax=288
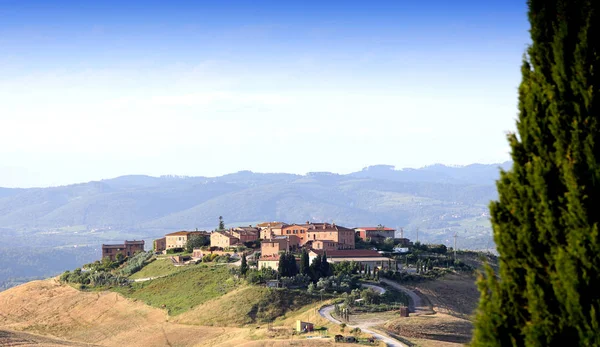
xmin=128 ymin=257 xmax=187 ymax=280
xmin=175 ymin=286 xmax=322 ymax=326
xmin=114 ymin=264 xmax=239 ymax=316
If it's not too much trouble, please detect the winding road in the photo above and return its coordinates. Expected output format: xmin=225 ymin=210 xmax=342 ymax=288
xmin=318 ymin=283 xmax=407 ymax=347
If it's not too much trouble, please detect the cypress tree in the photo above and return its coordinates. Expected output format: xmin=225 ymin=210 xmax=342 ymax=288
xmin=240 ymin=253 xmax=248 ymax=276
xmin=288 ymin=253 xmax=298 ymax=276
xmin=278 ymin=253 xmax=286 ymax=277
xmin=473 ymin=0 xmax=600 ymax=345
xmin=300 ymin=249 xmax=310 ymax=275
xmin=321 ymin=252 xmax=330 ymax=277
xmin=310 ymin=254 xmax=322 ymax=280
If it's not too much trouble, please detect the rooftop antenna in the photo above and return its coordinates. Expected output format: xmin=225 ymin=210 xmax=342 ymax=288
xmin=416 ymin=227 xmax=419 ymax=243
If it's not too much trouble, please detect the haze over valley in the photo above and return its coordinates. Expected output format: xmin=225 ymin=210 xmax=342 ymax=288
xmin=0 ymin=161 xmax=508 ymax=290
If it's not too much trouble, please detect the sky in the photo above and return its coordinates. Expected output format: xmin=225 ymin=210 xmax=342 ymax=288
xmin=0 ymin=0 xmax=530 ymax=188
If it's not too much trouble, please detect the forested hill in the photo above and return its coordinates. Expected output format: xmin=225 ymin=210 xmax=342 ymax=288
xmin=0 ymin=162 xmax=508 ymax=290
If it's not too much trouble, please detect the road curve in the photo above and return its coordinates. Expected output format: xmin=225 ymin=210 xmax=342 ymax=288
xmin=379 ymin=278 xmax=431 ymax=314
xmin=318 ymin=304 xmax=406 ymax=347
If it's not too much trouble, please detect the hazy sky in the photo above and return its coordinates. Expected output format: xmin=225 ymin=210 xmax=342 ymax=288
xmin=0 ymin=0 xmax=529 ymax=188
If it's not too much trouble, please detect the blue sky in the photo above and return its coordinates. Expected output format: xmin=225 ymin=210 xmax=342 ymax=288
xmin=0 ymin=0 xmax=530 ymax=187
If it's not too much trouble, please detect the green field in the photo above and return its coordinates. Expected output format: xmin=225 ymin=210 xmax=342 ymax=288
xmin=113 ymin=264 xmax=239 ymax=315
xmin=175 ymin=285 xmax=322 ymax=326
xmin=128 ymin=258 xmax=189 ymax=279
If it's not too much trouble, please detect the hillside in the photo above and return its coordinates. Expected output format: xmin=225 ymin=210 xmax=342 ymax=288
xmin=0 ymin=162 xmax=508 ymax=290
xmin=0 ymin=279 xmax=337 ymax=347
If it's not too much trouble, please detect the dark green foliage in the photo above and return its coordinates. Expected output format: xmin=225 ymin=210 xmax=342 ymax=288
xmin=300 ymin=249 xmax=310 ymax=275
xmin=321 ymin=252 xmax=331 ymax=277
xmin=246 ymin=267 xmax=277 ymax=284
xmin=277 ymin=252 xmax=298 ymax=277
xmin=218 ymin=216 xmax=225 ymax=231
xmin=332 ymin=261 xmax=360 ymax=276
xmin=310 ymin=254 xmax=323 ymax=280
xmin=473 ymin=1 xmax=600 ymax=345
xmin=119 ymin=251 xmax=153 ymax=276
xmin=185 ymin=235 xmax=209 ymax=253
xmin=166 ymin=248 xmax=184 ymax=254
xmin=240 ymin=254 xmax=248 ymax=276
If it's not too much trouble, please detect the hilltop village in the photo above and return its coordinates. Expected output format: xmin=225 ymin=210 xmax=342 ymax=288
xmin=4 ymin=219 xmax=491 ymax=347
xmin=102 ymin=221 xmax=413 ymax=272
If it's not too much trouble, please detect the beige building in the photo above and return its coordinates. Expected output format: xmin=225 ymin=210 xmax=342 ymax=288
xmin=153 ymin=237 xmax=166 ymax=252
xmin=210 ymin=231 xmax=240 ymax=249
xmin=230 ymin=227 xmax=259 ymax=243
xmin=165 ymin=230 xmax=210 ymax=250
xmin=311 ymin=240 xmax=340 ymax=251
xmin=258 ymin=222 xmax=288 ymax=239
xmin=261 ymin=235 xmax=298 ymax=256
xmin=258 ymin=255 xmax=280 ymax=271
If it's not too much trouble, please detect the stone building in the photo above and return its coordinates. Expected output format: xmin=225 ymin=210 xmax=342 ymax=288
xmin=102 ymin=240 xmax=145 ymax=260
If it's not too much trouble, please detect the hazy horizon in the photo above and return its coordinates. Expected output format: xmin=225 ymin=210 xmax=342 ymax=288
xmin=1 ymin=0 xmax=528 ymax=188
xmin=0 ymin=160 xmax=511 ymax=189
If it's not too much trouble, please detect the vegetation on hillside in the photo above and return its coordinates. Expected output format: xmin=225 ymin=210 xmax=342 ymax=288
xmin=473 ymin=0 xmax=600 ymax=345
xmin=113 ymin=264 xmax=240 ymax=315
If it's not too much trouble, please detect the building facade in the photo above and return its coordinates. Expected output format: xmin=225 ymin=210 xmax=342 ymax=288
xmin=354 ymin=227 xmax=396 ymax=241
xmin=165 ymin=231 xmax=210 ymax=250
xmin=258 ymin=222 xmax=288 ymax=239
xmin=230 ymin=227 xmax=259 ymax=243
xmin=210 ymin=231 xmax=240 ymax=249
xmin=153 ymin=237 xmax=166 ymax=252
xmin=102 ymin=240 xmax=145 ymax=260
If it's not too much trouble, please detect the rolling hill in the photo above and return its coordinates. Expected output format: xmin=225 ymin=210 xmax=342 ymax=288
xmin=0 ymin=162 xmax=509 ymax=290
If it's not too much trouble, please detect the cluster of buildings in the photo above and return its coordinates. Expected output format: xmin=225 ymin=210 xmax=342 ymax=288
xmin=102 ymin=221 xmax=411 ymax=270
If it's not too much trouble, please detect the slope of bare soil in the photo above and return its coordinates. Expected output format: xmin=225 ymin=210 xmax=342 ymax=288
xmin=0 ymin=329 xmax=96 ymax=346
xmin=0 ymin=279 xmax=250 ymax=346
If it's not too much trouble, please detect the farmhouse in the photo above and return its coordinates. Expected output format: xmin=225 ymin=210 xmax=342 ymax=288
xmin=165 ymin=230 xmax=210 ymax=250
xmin=354 ymin=226 xmax=396 ymax=241
xmin=309 ymin=240 xmax=340 ymax=251
xmin=258 ymin=222 xmax=288 ymax=239
xmin=261 ymin=235 xmax=300 ymax=256
xmin=153 ymin=237 xmax=166 ymax=252
xmin=210 ymin=231 xmax=240 ymax=249
xmin=230 ymin=227 xmax=259 ymax=243
xmin=308 ymin=249 xmax=396 ymax=270
xmin=258 ymin=254 xmax=280 ymax=270
xmin=102 ymin=240 xmax=145 ymax=260
xmin=275 ymin=222 xmax=355 ymax=249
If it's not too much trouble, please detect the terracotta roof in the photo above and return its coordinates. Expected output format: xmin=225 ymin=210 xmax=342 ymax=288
xmin=165 ymin=230 xmax=209 ymax=236
xmin=355 ymin=227 xmax=396 ymax=231
xmin=311 ymin=249 xmax=381 ymax=257
xmin=259 ymin=254 xmax=280 ymax=261
xmin=257 ymin=222 xmax=288 ymax=227
xmin=213 ymin=231 xmax=239 ymax=239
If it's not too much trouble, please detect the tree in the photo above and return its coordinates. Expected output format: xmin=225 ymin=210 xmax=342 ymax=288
xmin=321 ymin=252 xmax=330 ymax=277
xmin=472 ymin=1 xmax=600 ymax=345
xmin=300 ymin=249 xmax=310 ymax=275
xmin=185 ymin=235 xmax=209 ymax=253
xmin=310 ymin=254 xmax=322 ymax=280
xmin=218 ymin=216 xmax=225 ymax=231
xmin=240 ymin=254 xmax=248 ymax=276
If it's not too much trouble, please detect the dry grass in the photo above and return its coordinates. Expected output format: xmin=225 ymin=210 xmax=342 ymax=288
xmin=0 ymin=329 xmax=96 ymax=346
xmin=0 ymin=279 xmax=251 ymax=346
xmin=0 ymin=279 xmax=346 ymax=347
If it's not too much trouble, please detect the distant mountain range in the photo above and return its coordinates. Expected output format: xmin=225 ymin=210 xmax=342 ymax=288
xmin=0 ymin=162 xmax=510 ymax=290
